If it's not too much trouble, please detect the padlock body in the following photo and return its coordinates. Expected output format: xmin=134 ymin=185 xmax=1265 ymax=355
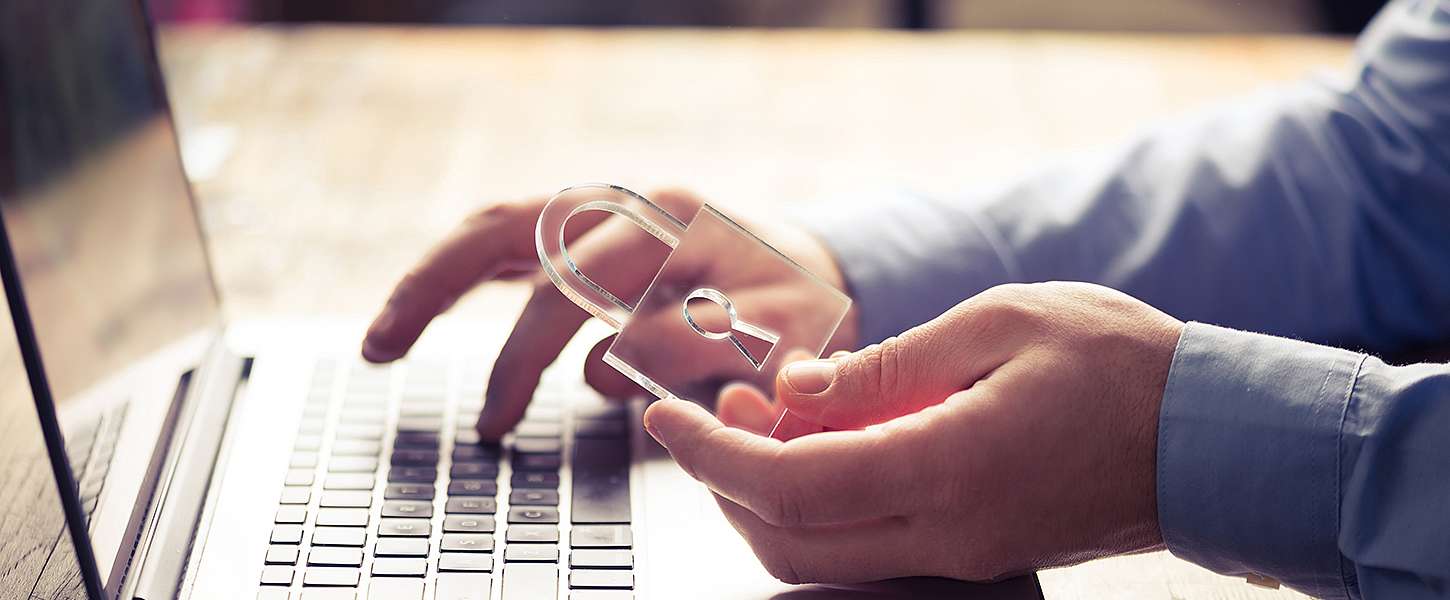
xmin=604 ymin=205 xmax=851 ymax=404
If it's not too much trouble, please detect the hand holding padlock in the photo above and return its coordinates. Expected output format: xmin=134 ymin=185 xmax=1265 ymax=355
xmin=536 ymin=184 xmax=853 ymax=434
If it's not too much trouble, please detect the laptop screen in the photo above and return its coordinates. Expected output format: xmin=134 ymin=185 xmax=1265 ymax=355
xmin=0 ymin=0 xmax=221 ymax=593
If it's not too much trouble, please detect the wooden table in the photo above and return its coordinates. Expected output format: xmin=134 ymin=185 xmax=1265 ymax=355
xmin=157 ymin=25 xmax=1352 ymax=599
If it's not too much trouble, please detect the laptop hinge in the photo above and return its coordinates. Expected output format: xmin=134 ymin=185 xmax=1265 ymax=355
xmin=123 ymin=342 xmax=247 ymax=600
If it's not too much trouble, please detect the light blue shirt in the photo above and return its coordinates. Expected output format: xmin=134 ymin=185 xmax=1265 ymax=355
xmin=810 ymin=1 xmax=1450 ymax=597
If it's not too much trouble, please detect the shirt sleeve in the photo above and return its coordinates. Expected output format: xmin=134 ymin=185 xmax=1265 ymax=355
xmin=808 ymin=0 xmax=1450 ymax=356
xmin=1159 ymin=322 xmax=1450 ymax=599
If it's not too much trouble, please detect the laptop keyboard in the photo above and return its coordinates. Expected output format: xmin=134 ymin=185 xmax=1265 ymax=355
xmin=64 ymin=402 xmax=129 ymax=528
xmin=258 ymin=360 xmax=634 ymax=600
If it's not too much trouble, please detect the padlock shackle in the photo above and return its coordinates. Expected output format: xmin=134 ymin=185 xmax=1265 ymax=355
xmin=535 ymin=183 xmax=688 ymax=331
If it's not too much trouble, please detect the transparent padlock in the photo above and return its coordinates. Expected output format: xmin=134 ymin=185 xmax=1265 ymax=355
xmin=536 ymin=184 xmax=851 ymax=433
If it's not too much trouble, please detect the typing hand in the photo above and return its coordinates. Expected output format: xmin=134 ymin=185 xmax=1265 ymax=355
xmin=643 ymin=282 xmax=1183 ymax=583
xmin=362 ymin=189 xmax=857 ymax=441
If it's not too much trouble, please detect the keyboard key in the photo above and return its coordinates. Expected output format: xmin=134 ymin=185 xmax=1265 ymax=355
xmin=307 ymin=547 xmax=363 ymax=567
xmin=272 ymin=525 xmax=303 ymax=544
xmin=506 ymin=525 xmax=559 ymax=544
xmin=449 ymin=463 xmax=498 ymax=479
xmin=388 ymin=467 xmax=437 ymax=483
xmin=571 ymin=471 xmax=629 ymax=524
xmin=504 ymin=545 xmax=558 ymax=563
xmin=569 ymin=570 xmax=634 ymax=589
xmin=260 ymin=565 xmax=294 ymax=585
xmin=453 ymin=430 xmax=482 ymax=446
xmin=256 ymin=588 xmax=290 ymax=600
xmin=570 ymin=549 xmax=633 ymax=569
xmin=447 ymin=480 xmax=497 ymax=497
xmin=367 ymin=578 xmax=423 ymax=600
xmin=501 ymin=563 xmax=557 ymax=599
xmin=291 ymin=452 xmax=320 ymax=468
xmin=514 ymin=422 xmax=562 ymax=438
xmin=323 ymin=473 xmax=375 ymax=490
xmin=320 ymin=490 xmax=372 ymax=508
xmin=266 ymin=545 xmax=300 ymax=565
xmin=316 ymin=508 xmax=369 ymax=527
xmin=436 ymin=573 xmax=492 ymax=600
xmin=374 ymin=538 xmax=429 ymax=557
xmin=295 ymin=435 xmax=323 ymax=451
xmin=339 ymin=410 xmax=386 ymax=425
xmin=390 ymin=449 xmax=439 ymax=466
xmin=280 ymin=486 xmax=312 ymax=505
xmin=443 ymin=515 xmax=495 ymax=533
xmin=439 ymin=553 xmax=493 ymax=572
xmin=511 ymin=472 xmax=559 ymax=489
xmin=570 ymin=526 xmax=631 ymax=549
xmin=396 ymin=417 xmax=442 ymax=432
xmin=370 ymin=557 xmax=426 ymax=577
xmin=451 ymin=445 xmax=499 ymax=461
xmin=572 ymin=438 xmax=629 ymax=524
xmin=384 ymin=483 xmax=435 ymax=501
xmin=327 ymin=456 xmax=379 ymax=473
xmin=378 ymin=518 xmax=431 ymax=537
xmin=573 ymin=404 xmax=625 ymax=420
xmin=398 ymin=401 xmax=444 ymax=414
xmin=512 ymin=454 xmax=561 ymax=471
xmin=335 ymin=424 xmax=384 ymax=440
xmin=381 ymin=500 xmax=433 ymax=518
xmin=566 ymin=592 xmax=633 ymax=600
xmin=332 ymin=440 xmax=381 ymax=456
xmin=439 ymin=533 xmax=494 ymax=552
xmin=299 ymin=590 xmax=355 ymax=600
xmin=508 ymin=507 xmax=559 ymax=525
xmin=575 ymin=419 xmax=627 ymax=439
xmin=513 ymin=438 xmax=562 ymax=454
xmin=276 ymin=506 xmax=307 ymax=524
xmin=285 ymin=469 xmax=315 ymax=486
xmin=445 ymin=497 xmax=496 ymax=514
xmin=302 ymin=567 xmax=360 ymax=587
xmin=510 ymin=489 xmax=559 ymax=506
xmin=392 ymin=432 xmax=440 ymax=449
xmin=312 ymin=527 xmax=367 ymax=547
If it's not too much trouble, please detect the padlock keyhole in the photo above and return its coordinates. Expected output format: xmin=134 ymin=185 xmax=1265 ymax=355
xmin=682 ymin=288 xmax=781 ymax=370
xmin=684 ymin=295 xmax=733 ymax=339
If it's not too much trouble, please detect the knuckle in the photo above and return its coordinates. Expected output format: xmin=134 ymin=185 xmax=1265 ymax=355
xmin=844 ymin=337 xmax=907 ymax=400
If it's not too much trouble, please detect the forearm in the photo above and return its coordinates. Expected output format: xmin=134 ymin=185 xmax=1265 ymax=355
xmin=1159 ymin=323 xmax=1450 ymax=599
xmin=812 ymin=0 xmax=1450 ymax=352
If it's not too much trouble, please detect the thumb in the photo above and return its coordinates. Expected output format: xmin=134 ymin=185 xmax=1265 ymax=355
xmin=776 ymin=307 xmax=1014 ymax=429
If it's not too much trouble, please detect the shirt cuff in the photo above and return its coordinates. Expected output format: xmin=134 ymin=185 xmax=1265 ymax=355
xmin=797 ymin=188 xmax=1018 ymax=344
xmin=1158 ymin=322 xmax=1365 ymax=599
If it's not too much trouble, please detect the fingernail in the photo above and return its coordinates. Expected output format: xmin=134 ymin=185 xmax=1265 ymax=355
xmin=642 ymin=411 xmax=664 ymax=446
xmin=783 ymin=360 xmax=835 ymax=394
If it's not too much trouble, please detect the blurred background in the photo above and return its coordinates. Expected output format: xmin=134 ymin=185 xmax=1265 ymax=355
xmin=150 ymin=0 xmax=1388 ymax=34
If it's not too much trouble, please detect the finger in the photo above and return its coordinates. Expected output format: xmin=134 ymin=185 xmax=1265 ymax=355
xmin=716 ymin=382 xmax=778 ymax=435
xmin=362 ymin=200 xmax=607 ymax=362
xmin=776 ymin=300 xmax=1027 ymax=429
xmin=475 ymin=214 xmax=676 ymax=440
xmin=643 ymin=398 xmax=915 ymax=526
xmin=582 ymin=334 xmax=647 ymax=400
xmin=768 ymin=349 xmax=826 ymax=441
xmin=712 ymin=494 xmax=921 ymax=585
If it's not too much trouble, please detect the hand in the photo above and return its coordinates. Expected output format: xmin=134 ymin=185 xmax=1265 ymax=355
xmin=362 ymin=189 xmax=858 ymax=441
xmin=642 ymin=282 xmax=1184 ymax=583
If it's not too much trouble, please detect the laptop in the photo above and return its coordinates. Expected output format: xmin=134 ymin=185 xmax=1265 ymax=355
xmin=0 ymin=1 xmax=1046 ymax=599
